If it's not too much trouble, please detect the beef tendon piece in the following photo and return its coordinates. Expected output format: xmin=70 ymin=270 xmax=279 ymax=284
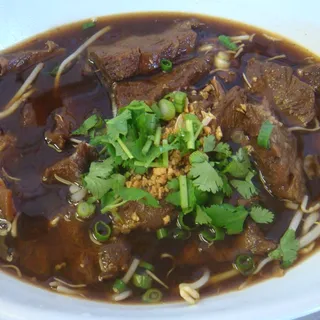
xmin=0 ymin=41 xmax=64 ymax=76
xmin=0 ymin=178 xmax=16 ymax=222
xmin=42 ymin=143 xmax=97 ymax=184
xmin=114 ymin=55 xmax=214 ymax=107
xmin=216 ymin=86 xmax=306 ymax=203
xmin=113 ymin=201 xmax=177 ymax=234
xmin=88 ymin=21 xmax=197 ymax=82
xmin=246 ymin=58 xmax=315 ymax=126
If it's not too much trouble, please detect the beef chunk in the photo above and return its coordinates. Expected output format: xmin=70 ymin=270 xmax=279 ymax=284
xmin=43 ymin=143 xmax=97 ymax=184
xmin=217 ymin=87 xmax=306 ymax=202
xmin=45 ymin=110 xmax=76 ymax=150
xmin=304 ymin=154 xmax=320 ymax=180
xmin=113 ymin=200 xmax=177 ymax=234
xmin=99 ymin=238 xmax=131 ymax=279
xmin=0 ymin=179 xmax=16 ymax=222
xmin=88 ymin=22 xmax=197 ymax=82
xmin=0 ymin=41 xmax=64 ymax=76
xmin=20 ymin=103 xmax=37 ymax=127
xmin=246 ymin=58 xmax=315 ymax=126
xmin=177 ymin=221 xmax=276 ymax=265
xmin=297 ymin=63 xmax=320 ymax=93
xmin=115 ymin=55 xmax=214 ymax=107
xmin=207 ymin=220 xmax=277 ymax=262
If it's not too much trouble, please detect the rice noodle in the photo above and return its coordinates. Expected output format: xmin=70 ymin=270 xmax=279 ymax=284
xmin=234 ymin=47 xmax=244 ymax=59
xmin=112 ymin=290 xmax=132 ymax=302
xmin=267 ymin=54 xmax=287 ymax=62
xmin=54 ymin=26 xmax=111 ymax=88
xmin=0 ymin=89 xmax=35 ymax=120
xmin=242 ymin=73 xmax=252 ymax=88
xmin=0 ymin=264 xmax=22 ymax=277
xmin=288 ymin=118 xmax=320 ymax=132
xmin=179 ymin=269 xmax=210 ymax=304
xmin=209 ymin=268 xmax=239 ymax=284
xmin=145 ymin=270 xmax=169 ymax=289
xmin=289 ymin=210 xmax=303 ymax=232
xmin=1 ymin=167 xmax=21 ymax=182
xmin=229 ymin=35 xmax=251 ymax=41
xmin=302 ymin=212 xmax=319 ymax=235
xmin=299 ymin=225 xmax=320 ymax=249
xmin=10 ymin=212 xmax=20 ymax=238
xmin=122 ymin=258 xmax=140 ymax=284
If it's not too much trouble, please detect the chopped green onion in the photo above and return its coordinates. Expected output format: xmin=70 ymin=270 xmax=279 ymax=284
xmin=211 ymin=192 xmax=224 ymax=205
xmin=257 ymin=120 xmax=274 ymax=149
xmin=139 ymin=261 xmax=155 ymax=272
xmin=160 ymin=59 xmax=173 ymax=72
xmin=178 ymin=212 xmax=196 ymax=231
xmin=82 ymin=21 xmax=96 ymax=30
xmin=185 ymin=119 xmax=195 ymax=149
xmin=200 ymin=226 xmax=225 ymax=242
xmin=179 ymin=175 xmax=188 ymax=210
xmin=218 ymin=35 xmax=238 ymax=51
xmin=150 ymin=103 xmax=161 ymax=118
xmin=162 ymin=139 xmax=169 ymax=168
xmin=159 ymin=99 xmax=176 ymax=121
xmin=113 ymin=278 xmax=127 ymax=293
xmin=117 ymin=137 xmax=134 ymax=159
xmin=154 ymin=126 xmax=162 ymax=147
xmin=132 ymin=273 xmax=152 ymax=289
xmin=194 ymin=123 xmax=204 ymax=140
xmin=77 ymin=201 xmax=95 ymax=219
xmin=134 ymin=161 xmax=164 ymax=168
xmin=156 ymin=228 xmax=169 ymax=240
xmin=142 ymin=288 xmax=163 ymax=303
xmin=172 ymin=228 xmax=191 ymax=240
xmin=93 ymin=221 xmax=112 ymax=242
xmin=142 ymin=136 xmax=154 ymax=155
xmin=234 ymin=254 xmax=255 ymax=276
xmin=172 ymin=91 xmax=187 ymax=113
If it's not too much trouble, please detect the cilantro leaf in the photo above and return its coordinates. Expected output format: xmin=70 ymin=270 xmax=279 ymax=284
xmin=167 ymin=178 xmax=179 ymax=190
xmin=190 ymin=161 xmax=223 ymax=193
xmin=72 ymin=114 xmax=102 ymax=135
xmin=220 ymin=174 xmax=233 ymax=197
xmin=165 ymin=191 xmax=180 ymax=206
xmin=87 ymin=158 xmax=114 ymax=179
xmin=203 ymin=135 xmax=216 ymax=152
xmin=250 ymin=206 xmax=274 ymax=224
xmin=120 ymin=100 xmax=153 ymax=113
xmin=204 ymin=204 xmax=248 ymax=234
xmin=117 ymin=187 xmax=159 ymax=208
xmin=106 ymin=109 xmax=131 ymax=140
xmin=269 ymin=229 xmax=299 ymax=268
xmin=214 ymin=142 xmax=232 ymax=158
xmin=189 ymin=151 xmax=208 ymax=164
xmin=224 ymin=148 xmax=251 ymax=178
xmin=230 ymin=171 xmax=258 ymax=199
xmin=195 ymin=205 xmax=212 ymax=225
xmin=84 ymin=176 xmax=113 ymax=198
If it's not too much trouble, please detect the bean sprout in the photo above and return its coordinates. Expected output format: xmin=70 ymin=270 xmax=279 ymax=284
xmin=10 ymin=212 xmax=20 ymax=238
xmin=1 ymin=168 xmax=20 ymax=182
xmin=52 ymin=277 xmax=87 ymax=288
xmin=122 ymin=258 xmax=140 ymax=284
xmin=299 ymin=225 xmax=320 ymax=249
xmin=55 ymin=26 xmax=111 ymax=88
xmin=302 ymin=212 xmax=319 ymax=235
xmin=267 ymin=54 xmax=287 ymax=62
xmin=301 ymin=195 xmax=320 ymax=213
xmin=263 ymin=33 xmax=281 ymax=42
xmin=242 ymin=73 xmax=252 ymax=88
xmin=289 ymin=210 xmax=303 ymax=231
xmin=253 ymin=256 xmax=273 ymax=275
xmin=179 ymin=269 xmax=210 ymax=304
xmin=53 ymin=174 xmax=76 ymax=186
xmin=288 ymin=118 xmax=320 ymax=132
xmin=0 ymin=264 xmax=22 ymax=277
xmin=112 ymin=290 xmax=132 ymax=302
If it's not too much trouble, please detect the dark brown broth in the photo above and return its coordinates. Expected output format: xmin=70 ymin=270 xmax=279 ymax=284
xmin=0 ymin=12 xmax=319 ymax=304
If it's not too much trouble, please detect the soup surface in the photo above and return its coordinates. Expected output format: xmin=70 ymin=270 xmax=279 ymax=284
xmin=0 ymin=12 xmax=319 ymax=304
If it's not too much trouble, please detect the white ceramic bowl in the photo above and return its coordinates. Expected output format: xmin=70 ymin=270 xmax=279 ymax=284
xmin=0 ymin=1 xmax=320 ymax=319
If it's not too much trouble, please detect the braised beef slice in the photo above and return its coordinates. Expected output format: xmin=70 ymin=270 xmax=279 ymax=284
xmin=114 ymin=200 xmax=177 ymax=234
xmin=246 ymin=58 xmax=315 ymax=126
xmin=88 ymin=22 xmax=197 ymax=83
xmin=43 ymin=143 xmax=97 ymax=184
xmin=0 ymin=132 xmax=15 ymax=152
xmin=303 ymin=154 xmax=320 ymax=180
xmin=177 ymin=221 xmax=276 ymax=265
xmin=217 ymin=86 xmax=306 ymax=203
xmin=0 ymin=41 xmax=64 ymax=76
xmin=45 ymin=110 xmax=76 ymax=150
xmin=99 ymin=238 xmax=131 ymax=279
xmin=0 ymin=179 xmax=16 ymax=222
xmin=114 ymin=55 xmax=214 ymax=107
xmin=20 ymin=103 xmax=37 ymax=127
xmin=297 ymin=63 xmax=320 ymax=93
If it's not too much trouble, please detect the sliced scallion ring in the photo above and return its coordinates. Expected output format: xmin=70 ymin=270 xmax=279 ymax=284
xmin=257 ymin=120 xmax=274 ymax=149
xmin=142 ymin=288 xmax=163 ymax=303
xmin=233 ymin=254 xmax=255 ymax=276
xmin=199 ymin=226 xmax=225 ymax=243
xmin=160 ymin=59 xmax=173 ymax=72
xmin=132 ymin=273 xmax=152 ymax=289
xmin=113 ymin=278 xmax=127 ymax=293
xmin=93 ymin=221 xmax=112 ymax=242
xmin=156 ymin=228 xmax=169 ymax=240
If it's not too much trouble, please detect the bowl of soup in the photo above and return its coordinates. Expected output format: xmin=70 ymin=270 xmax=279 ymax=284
xmin=0 ymin=0 xmax=320 ymax=319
